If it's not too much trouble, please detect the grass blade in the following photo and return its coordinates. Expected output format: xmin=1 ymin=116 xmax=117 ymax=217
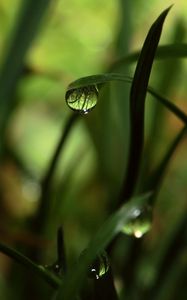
xmin=33 ymin=114 xmax=79 ymax=236
xmin=109 ymin=43 xmax=187 ymax=71
xmin=119 ymin=6 xmax=172 ymax=203
xmin=55 ymin=192 xmax=152 ymax=300
xmin=0 ymin=0 xmax=51 ymax=142
xmin=66 ymin=73 xmax=187 ymax=124
xmin=139 ymin=20 xmax=186 ymax=192
xmin=0 ymin=242 xmax=60 ymax=289
xmin=67 ymin=73 xmax=132 ymax=89
xmin=147 ymin=87 xmax=187 ymax=124
xmin=146 ymin=125 xmax=187 ymax=198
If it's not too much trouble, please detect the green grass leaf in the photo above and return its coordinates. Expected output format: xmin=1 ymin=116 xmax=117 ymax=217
xmin=55 ymin=192 xmax=152 ymax=300
xmin=119 ymin=6 xmax=172 ymax=203
xmin=109 ymin=43 xmax=187 ymax=71
xmin=67 ymin=73 xmax=131 ymax=89
xmin=66 ymin=73 xmax=187 ymax=125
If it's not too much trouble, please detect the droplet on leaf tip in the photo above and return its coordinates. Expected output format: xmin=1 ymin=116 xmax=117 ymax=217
xmin=89 ymin=251 xmax=110 ymax=280
xmin=80 ymin=250 xmax=110 ymax=280
xmin=65 ymin=85 xmax=99 ymax=114
xmin=122 ymin=205 xmax=152 ymax=239
xmin=45 ymin=263 xmax=62 ymax=276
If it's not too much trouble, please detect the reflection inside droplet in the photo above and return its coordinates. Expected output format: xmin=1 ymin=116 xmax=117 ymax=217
xmin=65 ymin=85 xmax=99 ymax=114
xmin=122 ymin=205 xmax=152 ymax=238
xmin=89 ymin=251 xmax=110 ymax=280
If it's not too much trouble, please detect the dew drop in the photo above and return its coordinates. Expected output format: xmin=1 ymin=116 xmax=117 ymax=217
xmin=122 ymin=205 xmax=152 ymax=238
xmin=65 ymin=85 xmax=99 ymax=114
xmin=88 ymin=251 xmax=110 ymax=280
xmin=45 ymin=262 xmax=62 ymax=276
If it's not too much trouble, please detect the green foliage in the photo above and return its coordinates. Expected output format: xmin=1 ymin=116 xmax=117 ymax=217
xmin=0 ymin=1 xmax=187 ymax=300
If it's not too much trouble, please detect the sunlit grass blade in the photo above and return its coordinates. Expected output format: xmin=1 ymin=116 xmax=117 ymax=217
xmin=66 ymin=73 xmax=187 ymax=124
xmin=55 ymin=192 xmax=152 ymax=300
xmin=109 ymin=43 xmax=187 ymax=71
xmin=0 ymin=0 xmax=51 ymax=143
xmin=119 ymin=6 xmax=172 ymax=203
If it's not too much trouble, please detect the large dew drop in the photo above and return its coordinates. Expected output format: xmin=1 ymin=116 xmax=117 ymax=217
xmin=122 ymin=205 xmax=152 ymax=238
xmin=88 ymin=251 xmax=110 ymax=280
xmin=65 ymin=85 xmax=99 ymax=114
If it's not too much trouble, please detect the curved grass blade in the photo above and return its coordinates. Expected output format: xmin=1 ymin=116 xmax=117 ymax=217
xmin=67 ymin=73 xmax=132 ymax=90
xmin=55 ymin=192 xmax=152 ymax=300
xmin=139 ymin=21 xmax=186 ymax=193
xmin=109 ymin=43 xmax=187 ymax=71
xmin=67 ymin=73 xmax=187 ymax=125
xmin=119 ymin=6 xmax=172 ymax=203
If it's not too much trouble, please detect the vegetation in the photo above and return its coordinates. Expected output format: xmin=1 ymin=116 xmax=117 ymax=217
xmin=0 ymin=1 xmax=187 ymax=299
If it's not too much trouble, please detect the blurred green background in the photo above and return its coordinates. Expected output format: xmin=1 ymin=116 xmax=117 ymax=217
xmin=0 ymin=0 xmax=187 ymax=299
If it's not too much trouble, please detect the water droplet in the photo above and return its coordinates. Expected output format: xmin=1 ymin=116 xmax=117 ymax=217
xmin=65 ymin=85 xmax=99 ymax=114
xmin=88 ymin=251 xmax=110 ymax=280
xmin=45 ymin=262 xmax=62 ymax=276
xmin=122 ymin=205 xmax=152 ymax=238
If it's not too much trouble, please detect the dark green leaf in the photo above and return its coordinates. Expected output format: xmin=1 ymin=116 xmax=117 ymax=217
xmin=120 ymin=6 xmax=172 ymax=203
